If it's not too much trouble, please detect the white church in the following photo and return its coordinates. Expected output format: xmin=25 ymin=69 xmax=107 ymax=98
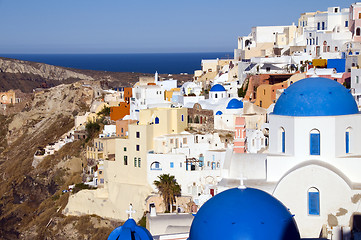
xmin=220 ymin=77 xmax=361 ymax=238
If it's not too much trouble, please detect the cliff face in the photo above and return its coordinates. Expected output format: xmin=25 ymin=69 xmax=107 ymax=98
xmin=0 ymin=57 xmax=96 ymax=93
xmin=0 ymin=82 xmax=120 ymax=239
xmin=0 ymin=58 xmax=94 ymax=82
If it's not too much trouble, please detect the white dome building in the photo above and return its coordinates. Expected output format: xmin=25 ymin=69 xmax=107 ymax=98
xmin=209 ymin=84 xmax=227 ymax=101
xmin=221 ymin=77 xmax=361 ymax=238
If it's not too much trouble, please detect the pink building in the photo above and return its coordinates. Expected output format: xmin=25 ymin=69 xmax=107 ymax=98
xmin=234 ymin=117 xmax=246 ymax=153
xmin=349 ymin=3 xmax=361 ymax=42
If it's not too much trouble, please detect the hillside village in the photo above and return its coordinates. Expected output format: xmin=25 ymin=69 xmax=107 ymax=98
xmin=3 ymin=2 xmax=361 ymax=240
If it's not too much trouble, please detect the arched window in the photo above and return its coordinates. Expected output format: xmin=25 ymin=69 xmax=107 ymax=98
xmin=150 ymin=162 xmax=162 ymax=170
xmin=155 ymin=117 xmax=159 ymax=124
xmin=279 ymin=127 xmax=285 ymax=153
xmin=357 ymin=27 xmax=361 ymax=36
xmin=346 ymin=127 xmax=351 ymax=154
xmin=310 ymin=129 xmax=320 ymax=155
xmin=308 ymin=187 xmax=320 ymax=215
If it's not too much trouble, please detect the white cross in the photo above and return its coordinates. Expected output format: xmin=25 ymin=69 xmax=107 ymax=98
xmin=126 ymin=204 xmax=136 ymax=219
xmin=238 ymin=176 xmax=247 ymax=190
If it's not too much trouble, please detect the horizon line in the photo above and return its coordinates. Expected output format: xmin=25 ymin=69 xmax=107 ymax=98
xmin=0 ymin=51 xmax=234 ymax=55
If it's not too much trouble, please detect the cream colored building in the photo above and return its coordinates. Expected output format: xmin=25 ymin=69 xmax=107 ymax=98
xmin=65 ymin=107 xmax=188 ymax=221
xmin=86 ymin=137 xmax=117 ymax=162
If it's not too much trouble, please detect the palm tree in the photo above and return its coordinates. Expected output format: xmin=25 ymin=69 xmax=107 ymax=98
xmin=153 ymin=174 xmax=181 ymax=212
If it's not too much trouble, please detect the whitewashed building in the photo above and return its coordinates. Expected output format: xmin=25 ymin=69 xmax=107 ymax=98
xmin=220 ymin=77 xmax=361 ymax=238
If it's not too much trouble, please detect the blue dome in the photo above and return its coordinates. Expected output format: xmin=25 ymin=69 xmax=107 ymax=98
xmin=189 ymin=188 xmax=300 ymax=240
xmin=210 ymin=84 xmax=226 ymax=92
xmin=226 ymin=99 xmax=243 ymax=109
xmin=273 ymin=77 xmax=358 ymax=116
xmin=215 ymin=111 xmax=223 ymax=115
xmin=108 ymin=219 xmax=153 ymax=240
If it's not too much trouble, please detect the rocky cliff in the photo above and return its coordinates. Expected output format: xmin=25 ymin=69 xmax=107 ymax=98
xmin=0 ymin=82 xmax=121 ymax=239
xmin=0 ymin=58 xmax=94 ymax=82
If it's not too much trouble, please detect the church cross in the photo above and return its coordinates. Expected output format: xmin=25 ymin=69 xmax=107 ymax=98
xmin=126 ymin=204 xmax=136 ymax=219
xmin=238 ymin=176 xmax=247 ymax=190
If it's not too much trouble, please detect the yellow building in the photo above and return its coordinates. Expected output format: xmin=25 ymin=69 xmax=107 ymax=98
xmin=164 ymin=88 xmax=180 ymax=102
xmin=254 ymin=73 xmax=306 ymax=108
xmin=86 ymin=137 xmax=117 ymax=162
xmin=0 ymin=90 xmax=16 ymax=104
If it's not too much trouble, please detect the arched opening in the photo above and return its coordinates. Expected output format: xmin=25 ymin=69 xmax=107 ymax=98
xmin=310 ymin=129 xmax=320 ymax=155
xmin=308 ymin=187 xmax=320 ymax=215
xmin=279 ymin=127 xmax=285 ymax=153
xmin=194 ymin=116 xmax=199 ymax=124
xmin=188 ymin=115 xmax=192 ymax=123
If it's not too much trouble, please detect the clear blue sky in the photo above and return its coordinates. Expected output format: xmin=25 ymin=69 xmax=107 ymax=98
xmin=0 ymin=0 xmax=357 ymax=54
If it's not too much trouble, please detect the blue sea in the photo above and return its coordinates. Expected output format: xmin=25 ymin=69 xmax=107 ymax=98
xmin=0 ymin=52 xmax=233 ymax=74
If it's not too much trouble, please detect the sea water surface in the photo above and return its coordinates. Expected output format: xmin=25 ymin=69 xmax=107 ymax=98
xmin=0 ymin=52 xmax=233 ymax=74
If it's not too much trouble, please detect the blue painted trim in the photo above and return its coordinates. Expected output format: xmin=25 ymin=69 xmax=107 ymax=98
xmin=282 ymin=131 xmax=285 ymax=153
xmin=310 ymin=133 xmax=320 ymax=155
xmin=346 ymin=132 xmax=349 ymax=154
xmin=308 ymin=192 xmax=320 ymax=215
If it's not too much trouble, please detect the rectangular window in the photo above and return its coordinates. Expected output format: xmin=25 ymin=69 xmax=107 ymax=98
xmin=124 ymin=147 xmax=127 ymax=151
xmin=124 ymin=156 xmax=128 ymax=165
xmin=170 ymin=162 xmax=174 ymax=168
xmin=136 ymin=132 xmax=140 ymax=138
xmin=346 ymin=132 xmax=350 ymax=154
xmin=134 ymin=157 xmax=137 ymax=167
xmin=308 ymin=192 xmax=320 ymax=215
xmin=183 ymin=138 xmax=187 ymax=144
xmin=170 ymin=139 xmax=174 ymax=144
xmin=181 ymin=115 xmax=184 ymax=122
xmin=138 ymin=158 xmax=141 ymax=167
xmin=317 ymin=22 xmax=320 ymax=30
xmin=322 ymin=22 xmax=325 ymax=30
xmin=310 ymin=133 xmax=320 ymax=155
xmin=345 ymin=21 xmax=349 ymax=27
xmin=136 ymin=145 xmax=140 ymax=151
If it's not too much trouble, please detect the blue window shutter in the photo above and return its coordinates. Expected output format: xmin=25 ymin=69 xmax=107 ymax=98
xmin=170 ymin=162 xmax=174 ymax=168
xmin=310 ymin=133 xmax=320 ymax=155
xmin=181 ymin=115 xmax=184 ymax=122
xmin=282 ymin=131 xmax=285 ymax=153
xmin=346 ymin=132 xmax=349 ymax=154
xmin=309 ymin=192 xmax=320 ymax=215
xmin=155 ymin=117 xmax=159 ymax=124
